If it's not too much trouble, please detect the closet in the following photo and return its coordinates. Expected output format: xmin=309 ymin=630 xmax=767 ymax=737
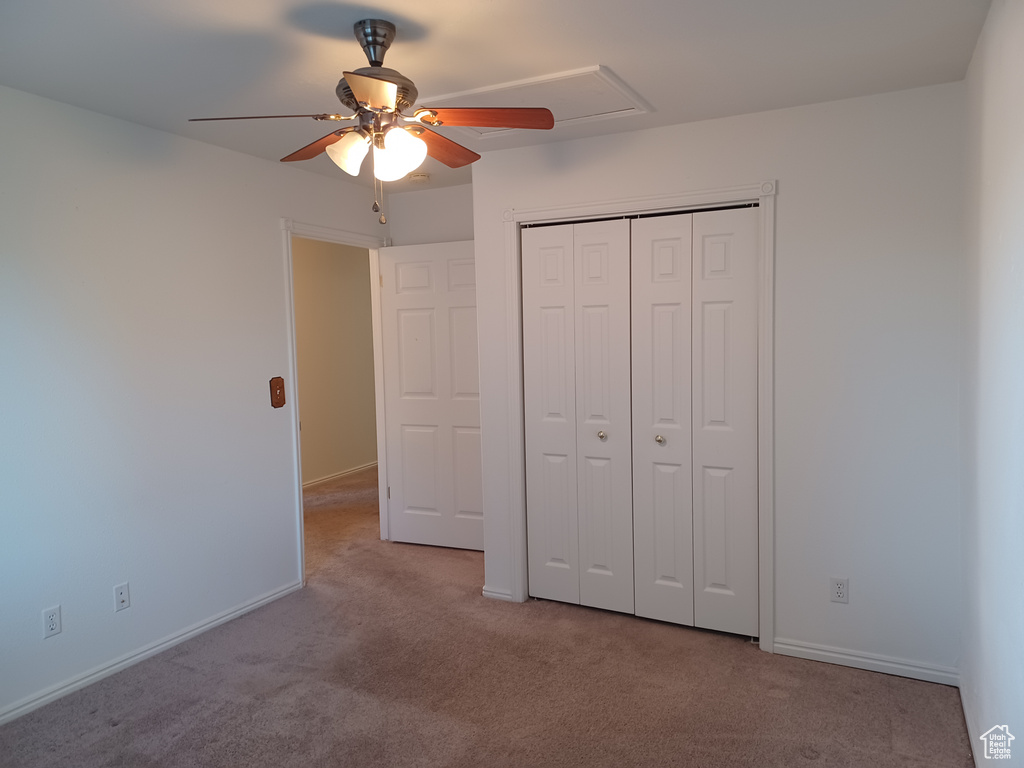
xmin=522 ymin=207 xmax=759 ymax=637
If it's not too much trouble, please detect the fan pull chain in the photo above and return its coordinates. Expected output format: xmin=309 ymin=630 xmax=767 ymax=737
xmin=370 ymin=151 xmax=386 ymax=225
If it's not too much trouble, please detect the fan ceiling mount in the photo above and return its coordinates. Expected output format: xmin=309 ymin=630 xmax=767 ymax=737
xmin=190 ymin=18 xmax=555 ymax=222
xmin=337 ymin=20 xmax=419 ymax=111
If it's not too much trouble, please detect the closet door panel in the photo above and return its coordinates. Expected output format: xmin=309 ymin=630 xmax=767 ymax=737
xmin=631 ymin=214 xmax=695 ymax=625
xmin=574 ymin=220 xmax=634 ymax=614
xmin=523 ymin=225 xmax=580 ymax=604
xmin=691 ymin=208 xmax=759 ymax=636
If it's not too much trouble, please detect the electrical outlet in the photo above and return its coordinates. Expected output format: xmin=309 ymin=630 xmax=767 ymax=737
xmin=830 ymin=577 xmax=849 ymax=604
xmin=114 ymin=582 xmax=130 ymax=612
xmin=43 ymin=605 xmax=62 ymax=638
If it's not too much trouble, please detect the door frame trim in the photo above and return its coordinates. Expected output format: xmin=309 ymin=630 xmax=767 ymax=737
xmin=280 ymin=219 xmax=388 ymax=582
xmin=499 ymin=181 xmax=777 ymax=652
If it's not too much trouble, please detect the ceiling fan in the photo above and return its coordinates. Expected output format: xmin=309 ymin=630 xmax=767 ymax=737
xmin=190 ymin=19 xmax=554 ymax=222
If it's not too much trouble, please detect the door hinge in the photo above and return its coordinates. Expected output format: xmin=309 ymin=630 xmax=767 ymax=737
xmin=387 ymin=486 xmax=391 ymax=499
xmin=380 ymin=273 xmax=384 ymax=287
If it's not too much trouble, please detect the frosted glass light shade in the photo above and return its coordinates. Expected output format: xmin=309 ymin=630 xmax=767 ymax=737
xmin=372 ymin=127 xmax=428 ymax=182
xmin=325 ymin=131 xmax=370 ymax=176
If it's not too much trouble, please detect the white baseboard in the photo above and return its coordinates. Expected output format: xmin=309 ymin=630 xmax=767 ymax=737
xmin=959 ymin=686 xmax=981 ymax=767
xmin=0 ymin=581 xmax=303 ymax=726
xmin=773 ymin=637 xmax=959 ymax=687
xmin=302 ymin=461 xmax=377 ymax=489
xmin=482 ymin=586 xmax=517 ymax=602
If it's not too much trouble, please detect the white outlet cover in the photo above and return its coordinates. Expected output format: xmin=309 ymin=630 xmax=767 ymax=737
xmin=114 ymin=582 xmax=130 ymax=612
xmin=43 ymin=605 xmax=62 ymax=638
xmin=830 ymin=578 xmax=849 ymax=604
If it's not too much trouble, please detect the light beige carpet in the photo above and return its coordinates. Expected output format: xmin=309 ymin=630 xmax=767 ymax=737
xmin=0 ymin=466 xmax=974 ymax=767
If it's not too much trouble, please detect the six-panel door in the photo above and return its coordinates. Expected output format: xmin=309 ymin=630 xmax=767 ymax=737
xmin=379 ymin=241 xmax=483 ymax=550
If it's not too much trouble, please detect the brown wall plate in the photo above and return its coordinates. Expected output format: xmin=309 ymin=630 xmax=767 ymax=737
xmin=269 ymin=377 xmax=286 ymax=408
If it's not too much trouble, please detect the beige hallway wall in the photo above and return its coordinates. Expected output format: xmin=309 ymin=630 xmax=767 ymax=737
xmin=292 ymin=237 xmax=377 ymax=484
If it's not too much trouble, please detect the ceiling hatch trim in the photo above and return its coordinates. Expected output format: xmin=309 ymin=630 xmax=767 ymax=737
xmin=418 ymin=65 xmax=652 ymax=140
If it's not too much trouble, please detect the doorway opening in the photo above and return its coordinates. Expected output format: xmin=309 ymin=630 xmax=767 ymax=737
xmin=283 ymin=221 xmax=485 ymax=585
xmin=291 ymin=237 xmax=377 ymax=488
xmin=291 ymin=236 xmax=378 ymax=577
xmin=282 ymin=220 xmax=388 ymax=584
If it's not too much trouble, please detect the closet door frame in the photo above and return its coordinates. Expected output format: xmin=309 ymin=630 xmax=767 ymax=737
xmin=504 ymin=180 xmax=778 ymax=652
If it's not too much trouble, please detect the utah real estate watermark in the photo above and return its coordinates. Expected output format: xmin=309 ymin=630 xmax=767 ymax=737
xmin=980 ymin=725 xmax=1014 ymax=760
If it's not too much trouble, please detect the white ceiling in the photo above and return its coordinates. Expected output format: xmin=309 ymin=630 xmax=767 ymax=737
xmin=0 ymin=0 xmax=990 ymax=192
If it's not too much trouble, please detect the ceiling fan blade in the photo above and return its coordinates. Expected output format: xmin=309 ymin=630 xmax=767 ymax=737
xmin=343 ymin=71 xmax=398 ymax=111
xmin=189 ymin=114 xmax=346 ymax=122
xmin=417 ymin=107 xmax=554 ymax=130
xmin=418 ymin=128 xmax=481 ymax=168
xmin=280 ymin=129 xmax=353 ymax=162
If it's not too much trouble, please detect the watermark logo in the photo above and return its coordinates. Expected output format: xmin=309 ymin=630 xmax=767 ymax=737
xmin=980 ymin=725 xmax=1014 ymax=760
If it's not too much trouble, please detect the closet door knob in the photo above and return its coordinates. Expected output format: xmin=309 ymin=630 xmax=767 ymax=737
xmin=654 ymin=435 xmax=666 ymax=445
xmin=597 ymin=430 xmax=607 ymax=441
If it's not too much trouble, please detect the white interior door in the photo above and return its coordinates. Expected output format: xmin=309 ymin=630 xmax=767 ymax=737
xmin=691 ymin=208 xmax=759 ymax=635
xmin=379 ymin=241 xmax=483 ymax=550
xmin=573 ymin=220 xmax=634 ymax=614
xmin=631 ymin=214 xmax=695 ymax=626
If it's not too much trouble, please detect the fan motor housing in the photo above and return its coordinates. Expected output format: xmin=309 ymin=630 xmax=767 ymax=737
xmin=337 ymin=67 xmax=418 ymax=112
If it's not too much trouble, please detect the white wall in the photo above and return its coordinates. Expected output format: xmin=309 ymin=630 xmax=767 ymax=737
xmin=961 ymin=0 xmax=1024 ymax=750
xmin=472 ymin=83 xmax=965 ymax=682
xmin=386 ymin=184 xmax=474 ymax=246
xmin=0 ymin=84 xmax=383 ymax=721
xmin=292 ymin=238 xmax=377 ymax=484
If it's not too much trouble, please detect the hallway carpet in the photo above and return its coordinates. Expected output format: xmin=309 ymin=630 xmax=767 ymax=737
xmin=0 ymin=466 xmax=973 ymax=767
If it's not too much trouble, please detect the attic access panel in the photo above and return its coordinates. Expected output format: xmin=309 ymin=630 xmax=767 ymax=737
xmin=419 ymin=65 xmax=651 ymax=139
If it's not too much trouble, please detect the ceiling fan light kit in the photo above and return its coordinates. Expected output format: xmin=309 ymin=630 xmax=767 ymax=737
xmin=324 ymin=130 xmax=369 ymax=175
xmin=372 ymin=125 xmax=429 ymax=182
xmin=188 ymin=18 xmax=555 ymax=222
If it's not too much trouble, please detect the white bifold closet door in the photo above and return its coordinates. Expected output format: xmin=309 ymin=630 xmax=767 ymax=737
xmin=630 ymin=214 xmax=695 ymax=626
xmin=689 ymin=209 xmax=759 ymax=636
xmin=522 ymin=219 xmax=634 ymax=614
xmin=631 ymin=209 xmax=759 ymax=636
xmin=523 ymin=207 xmax=758 ymax=637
